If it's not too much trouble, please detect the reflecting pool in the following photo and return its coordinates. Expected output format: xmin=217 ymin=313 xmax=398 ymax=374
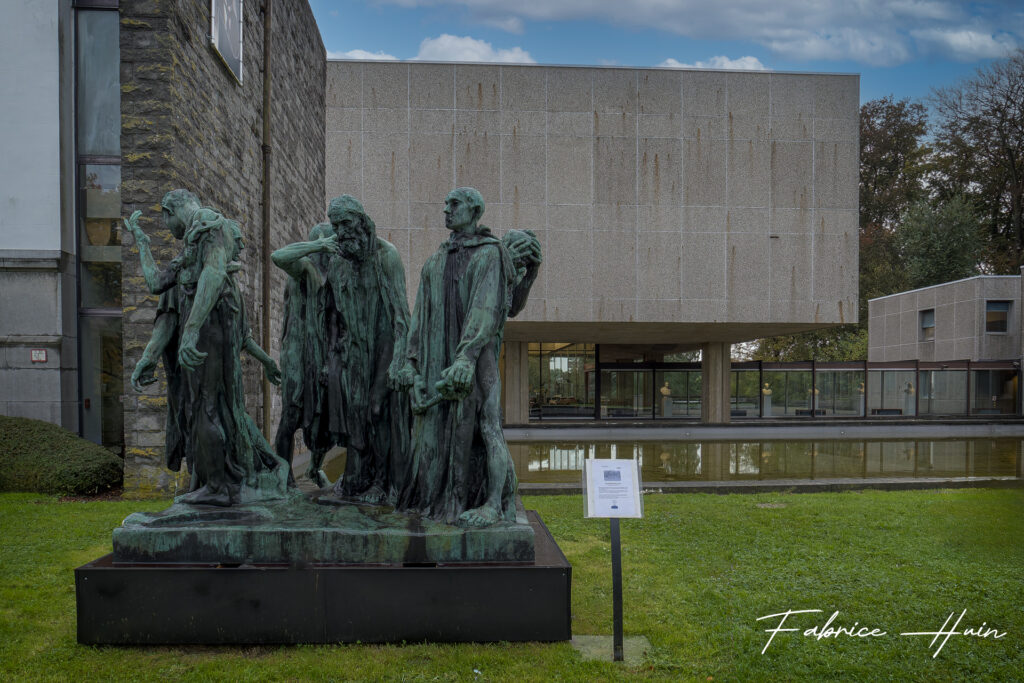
xmin=508 ymin=439 xmax=1022 ymax=484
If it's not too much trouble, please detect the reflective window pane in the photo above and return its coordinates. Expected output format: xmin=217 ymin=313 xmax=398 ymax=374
xmin=731 ymin=370 xmax=759 ymax=417
xmin=817 ymin=370 xmax=866 ymax=416
xmin=971 ymin=369 xmax=1018 ymax=415
xmin=80 ymin=316 xmax=124 ymax=453
xmin=985 ymin=301 xmax=1010 ymax=333
xmin=655 ymin=370 xmax=701 ymax=418
xmin=600 ymin=369 xmax=652 ymax=418
xmin=80 ymin=165 xmax=122 ymax=308
xmin=920 ymin=309 xmax=935 ymax=341
xmin=867 ymin=370 xmax=917 ymax=415
xmin=918 ymin=370 xmax=967 ymax=415
xmin=528 ymin=343 xmax=595 ymax=419
xmin=762 ymin=370 xmax=812 ymax=416
xmin=77 ymin=11 xmax=121 ymax=156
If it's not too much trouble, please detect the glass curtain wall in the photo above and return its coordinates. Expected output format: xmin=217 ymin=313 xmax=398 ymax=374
xmin=761 ymin=367 xmax=813 ymax=416
xmin=816 ymin=369 xmax=866 ymax=416
xmin=523 ymin=349 xmax=1018 ymax=421
xmin=655 ymin=370 xmax=701 ymax=418
xmin=599 ymin=369 xmax=653 ymax=418
xmin=918 ymin=369 xmax=968 ymax=415
xmin=730 ymin=369 xmax=760 ymax=417
xmin=528 ymin=343 xmax=595 ymax=419
xmin=867 ymin=369 xmax=917 ymax=416
xmin=77 ymin=4 xmax=123 ymax=454
xmin=971 ymin=369 xmax=1018 ymax=415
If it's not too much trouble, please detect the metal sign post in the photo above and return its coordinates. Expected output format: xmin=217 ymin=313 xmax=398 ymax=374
xmin=610 ymin=516 xmax=624 ymax=661
xmin=583 ymin=458 xmax=643 ymax=663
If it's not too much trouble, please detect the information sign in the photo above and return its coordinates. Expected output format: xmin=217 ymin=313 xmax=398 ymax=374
xmin=583 ymin=458 xmax=643 ymax=519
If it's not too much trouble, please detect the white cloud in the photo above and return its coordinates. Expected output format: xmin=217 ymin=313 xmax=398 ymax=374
xmin=327 ymin=49 xmax=399 ymax=60
xmin=413 ymin=34 xmax=535 ymax=63
xmin=479 ymin=16 xmax=525 ymax=34
xmin=660 ymin=55 xmax=767 ymax=70
xmin=911 ymin=29 xmax=1018 ymax=61
xmin=764 ymin=28 xmax=913 ymax=66
xmin=374 ymin=0 xmax=1023 ymax=66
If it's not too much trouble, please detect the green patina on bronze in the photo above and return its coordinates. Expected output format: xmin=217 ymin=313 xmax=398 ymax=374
xmin=125 ymin=190 xmax=288 ymax=506
xmin=271 ymin=221 xmax=336 ymax=487
xmin=318 ymin=195 xmax=413 ymax=505
xmin=272 ymin=196 xmax=414 ymax=502
xmin=118 ymin=187 xmax=542 ymax=563
xmin=111 ymin=496 xmax=535 ymax=564
xmin=395 ymin=187 xmax=542 ymax=528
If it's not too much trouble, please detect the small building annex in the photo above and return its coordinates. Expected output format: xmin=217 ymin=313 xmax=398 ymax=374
xmin=866 ymin=274 xmax=1022 ymax=416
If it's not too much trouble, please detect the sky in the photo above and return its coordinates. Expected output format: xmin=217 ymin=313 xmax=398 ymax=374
xmin=308 ymin=0 xmax=1024 ymax=106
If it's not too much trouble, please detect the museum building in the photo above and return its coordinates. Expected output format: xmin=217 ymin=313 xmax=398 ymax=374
xmin=1 ymin=0 xmax=861 ymax=493
xmin=323 ymin=60 xmax=861 ymax=425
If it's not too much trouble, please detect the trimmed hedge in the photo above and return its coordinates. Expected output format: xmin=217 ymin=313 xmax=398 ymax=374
xmin=0 ymin=416 xmax=123 ymax=495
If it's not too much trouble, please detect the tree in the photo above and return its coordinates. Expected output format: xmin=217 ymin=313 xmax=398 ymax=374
xmin=932 ymin=50 xmax=1024 ymax=271
xmin=859 ymin=96 xmax=930 ymax=231
xmin=895 ymin=196 xmax=984 ymax=288
xmin=751 ymin=327 xmax=867 ymax=362
xmin=857 ymin=96 xmax=929 ymax=319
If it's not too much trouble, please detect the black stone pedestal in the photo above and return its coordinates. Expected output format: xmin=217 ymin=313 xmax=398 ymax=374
xmin=75 ymin=511 xmax=571 ymax=645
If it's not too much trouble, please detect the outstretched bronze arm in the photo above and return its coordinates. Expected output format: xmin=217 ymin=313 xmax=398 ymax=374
xmin=124 ymin=210 xmax=178 ymax=294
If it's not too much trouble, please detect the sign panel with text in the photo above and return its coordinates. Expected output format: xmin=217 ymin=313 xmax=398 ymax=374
xmin=583 ymin=458 xmax=643 ymax=519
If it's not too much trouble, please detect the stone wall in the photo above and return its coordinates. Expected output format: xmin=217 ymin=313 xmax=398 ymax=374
xmin=120 ymin=0 xmax=324 ymax=494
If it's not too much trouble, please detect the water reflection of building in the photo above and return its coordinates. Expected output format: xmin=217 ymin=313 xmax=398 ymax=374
xmin=510 ymin=440 xmax=1022 ymax=483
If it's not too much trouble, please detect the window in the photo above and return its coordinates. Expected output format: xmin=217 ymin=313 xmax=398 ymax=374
xmin=920 ymin=309 xmax=935 ymax=341
xmin=76 ymin=5 xmax=122 ymax=454
xmin=986 ymin=301 xmax=1010 ymax=333
xmin=528 ymin=343 xmax=595 ymax=419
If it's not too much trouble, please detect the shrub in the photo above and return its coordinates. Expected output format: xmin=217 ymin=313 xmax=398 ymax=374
xmin=0 ymin=416 xmax=122 ymax=495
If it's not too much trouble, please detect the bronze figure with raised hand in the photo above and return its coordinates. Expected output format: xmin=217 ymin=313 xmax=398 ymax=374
xmin=397 ymin=187 xmax=541 ymax=527
xmin=270 ymin=222 xmax=340 ymax=487
xmin=317 ymin=195 xmax=414 ymax=505
xmin=124 ymin=190 xmax=288 ymax=505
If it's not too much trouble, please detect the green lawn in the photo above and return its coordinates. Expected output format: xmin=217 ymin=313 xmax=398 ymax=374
xmin=2 ymin=489 xmax=1022 ymax=681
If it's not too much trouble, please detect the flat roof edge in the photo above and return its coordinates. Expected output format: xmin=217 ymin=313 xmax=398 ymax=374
xmin=325 ymin=59 xmax=860 ymax=77
xmin=868 ymin=275 xmax=1021 ymax=303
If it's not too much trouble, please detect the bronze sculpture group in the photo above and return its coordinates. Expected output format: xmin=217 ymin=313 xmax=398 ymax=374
xmin=126 ymin=187 xmax=541 ymax=530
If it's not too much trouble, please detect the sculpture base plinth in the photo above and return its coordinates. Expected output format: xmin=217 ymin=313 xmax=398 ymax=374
xmin=76 ymin=511 xmax=570 ymax=645
xmin=112 ymin=493 xmax=534 ymax=565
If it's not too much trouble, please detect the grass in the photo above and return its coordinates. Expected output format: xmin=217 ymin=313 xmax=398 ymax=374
xmin=1 ymin=488 xmax=1022 ymax=681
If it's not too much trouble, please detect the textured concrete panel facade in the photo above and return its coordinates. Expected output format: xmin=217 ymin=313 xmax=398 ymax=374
xmin=868 ymin=275 xmax=1022 ymax=362
xmin=325 ymin=62 xmax=859 ymax=345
